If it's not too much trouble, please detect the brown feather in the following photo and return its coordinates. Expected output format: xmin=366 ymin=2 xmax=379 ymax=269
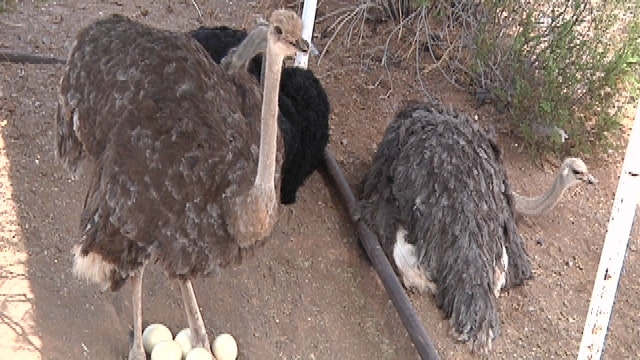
xmin=57 ymin=14 xmax=283 ymax=287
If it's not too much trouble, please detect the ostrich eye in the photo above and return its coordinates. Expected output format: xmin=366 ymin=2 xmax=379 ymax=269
xmin=273 ymin=26 xmax=283 ymax=35
xmin=572 ymin=169 xmax=583 ymax=175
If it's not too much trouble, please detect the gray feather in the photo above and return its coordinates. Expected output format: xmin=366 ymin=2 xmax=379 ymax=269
xmin=359 ymin=101 xmax=532 ymax=351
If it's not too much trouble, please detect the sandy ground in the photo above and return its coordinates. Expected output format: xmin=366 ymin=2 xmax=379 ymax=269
xmin=0 ymin=0 xmax=638 ymax=359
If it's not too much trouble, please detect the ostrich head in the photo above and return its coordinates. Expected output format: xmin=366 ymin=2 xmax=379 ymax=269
xmin=513 ymin=157 xmax=597 ymax=216
xmin=559 ymin=157 xmax=598 ymax=187
xmin=267 ymin=10 xmax=309 ymax=57
xmin=220 ymin=10 xmax=308 ymax=78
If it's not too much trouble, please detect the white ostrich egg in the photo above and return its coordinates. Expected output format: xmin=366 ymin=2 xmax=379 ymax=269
xmin=142 ymin=323 xmax=173 ymax=354
xmin=185 ymin=347 xmax=214 ymax=360
xmin=150 ymin=340 xmax=183 ymax=360
xmin=174 ymin=328 xmax=193 ymax=357
xmin=212 ymin=333 xmax=238 ymax=360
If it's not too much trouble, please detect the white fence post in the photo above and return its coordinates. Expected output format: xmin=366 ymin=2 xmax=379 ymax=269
xmin=577 ymin=103 xmax=640 ymax=359
xmin=295 ymin=0 xmax=318 ymax=69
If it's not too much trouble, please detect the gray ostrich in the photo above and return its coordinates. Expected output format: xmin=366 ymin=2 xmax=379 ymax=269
xmin=358 ymin=101 xmax=595 ymax=352
xmin=56 ymin=10 xmax=307 ymax=360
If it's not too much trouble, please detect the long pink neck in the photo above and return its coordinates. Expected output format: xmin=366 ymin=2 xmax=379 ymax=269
xmin=253 ymin=41 xmax=282 ymax=190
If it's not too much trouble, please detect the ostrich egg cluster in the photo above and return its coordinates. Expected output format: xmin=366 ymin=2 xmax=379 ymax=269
xmin=142 ymin=323 xmax=237 ymax=360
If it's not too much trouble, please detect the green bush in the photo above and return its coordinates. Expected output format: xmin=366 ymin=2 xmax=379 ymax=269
xmin=0 ymin=0 xmax=16 ymax=13
xmin=375 ymin=0 xmax=640 ymax=155
xmin=494 ymin=0 xmax=640 ymax=154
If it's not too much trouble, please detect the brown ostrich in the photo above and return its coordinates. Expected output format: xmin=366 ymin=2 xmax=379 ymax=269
xmin=56 ymin=10 xmax=307 ymax=359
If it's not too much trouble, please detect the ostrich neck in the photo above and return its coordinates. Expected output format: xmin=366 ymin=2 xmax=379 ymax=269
xmin=223 ymin=26 xmax=267 ymax=74
xmin=253 ymin=44 xmax=282 ymax=190
xmin=513 ymin=174 xmax=567 ymax=216
xmin=229 ymin=40 xmax=282 ymax=248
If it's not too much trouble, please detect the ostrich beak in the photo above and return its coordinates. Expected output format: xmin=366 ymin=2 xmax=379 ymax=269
xmin=294 ymin=38 xmax=309 ymax=53
xmin=585 ymin=174 xmax=598 ymax=185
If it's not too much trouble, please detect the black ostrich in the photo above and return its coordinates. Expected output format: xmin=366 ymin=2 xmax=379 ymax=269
xmin=359 ymin=101 xmax=596 ymax=352
xmin=56 ymin=11 xmax=308 ymax=359
xmin=190 ymin=25 xmax=330 ymax=205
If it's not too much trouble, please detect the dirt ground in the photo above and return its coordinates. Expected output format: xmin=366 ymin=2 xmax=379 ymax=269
xmin=0 ymin=0 xmax=638 ymax=359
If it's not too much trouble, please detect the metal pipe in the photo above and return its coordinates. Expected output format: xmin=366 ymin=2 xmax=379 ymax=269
xmin=323 ymin=148 xmax=441 ymax=360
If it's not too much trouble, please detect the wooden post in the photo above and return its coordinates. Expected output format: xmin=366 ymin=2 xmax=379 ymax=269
xmin=577 ymin=103 xmax=640 ymax=359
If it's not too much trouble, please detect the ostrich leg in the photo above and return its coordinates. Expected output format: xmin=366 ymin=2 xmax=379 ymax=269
xmin=177 ymin=279 xmax=211 ymax=350
xmin=129 ymin=267 xmax=146 ymax=360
